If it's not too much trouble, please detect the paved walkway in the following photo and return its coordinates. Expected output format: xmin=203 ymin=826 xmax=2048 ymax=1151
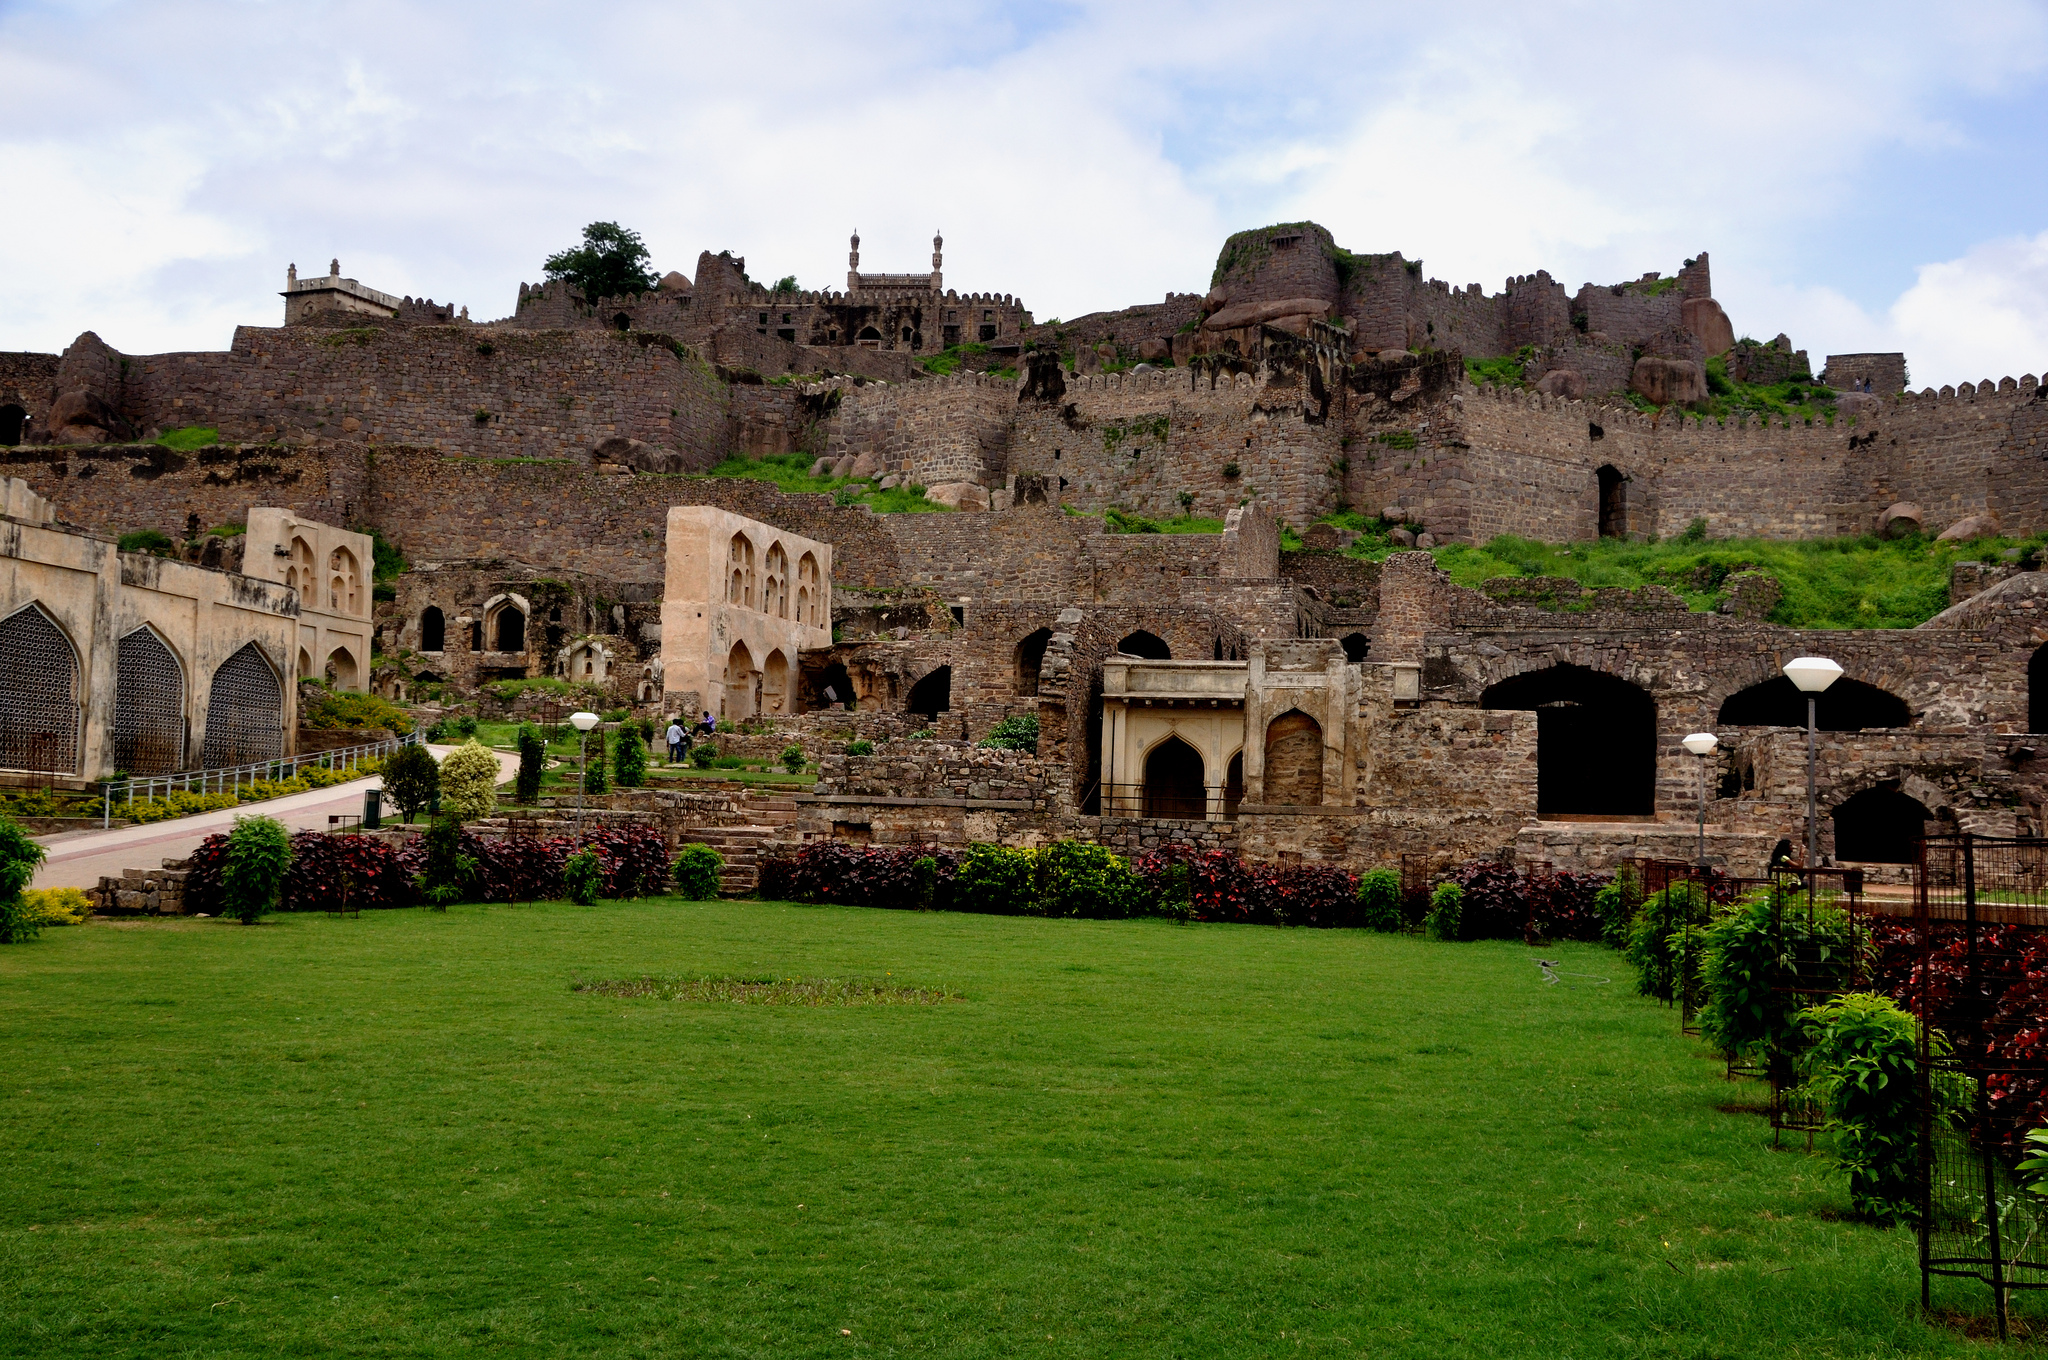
xmin=31 ymin=746 xmax=520 ymax=890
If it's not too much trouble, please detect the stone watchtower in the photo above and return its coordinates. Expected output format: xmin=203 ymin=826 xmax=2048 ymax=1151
xmin=845 ymin=229 xmax=943 ymax=294
xmin=282 ymin=259 xmax=400 ymax=326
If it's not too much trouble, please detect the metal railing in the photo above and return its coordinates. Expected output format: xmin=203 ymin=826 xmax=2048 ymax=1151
xmin=101 ymin=733 xmax=415 ymax=828
xmin=1095 ymin=781 xmax=1240 ymax=821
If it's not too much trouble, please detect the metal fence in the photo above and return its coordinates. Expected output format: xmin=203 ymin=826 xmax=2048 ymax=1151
xmin=1913 ymin=834 xmax=2048 ymax=1339
xmin=101 ymin=733 xmax=414 ymax=827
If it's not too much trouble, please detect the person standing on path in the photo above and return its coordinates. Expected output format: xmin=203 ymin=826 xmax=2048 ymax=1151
xmin=665 ymin=719 xmax=685 ymax=764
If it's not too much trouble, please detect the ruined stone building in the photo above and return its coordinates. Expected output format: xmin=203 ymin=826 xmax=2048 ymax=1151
xmin=3 ymin=221 xmax=2046 ymax=874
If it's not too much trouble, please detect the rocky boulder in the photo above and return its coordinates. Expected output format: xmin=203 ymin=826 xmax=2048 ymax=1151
xmin=849 ymin=451 xmax=882 ymax=480
xmin=1137 ymin=338 xmax=1170 ymax=363
xmin=1533 ymin=368 xmax=1585 ymax=400
xmin=1878 ymin=502 xmax=1924 ymax=538
xmin=1203 ymin=297 xmax=1333 ymax=331
xmin=1681 ymin=296 xmax=1736 ymax=356
xmin=925 ymin=481 xmax=989 ymax=511
xmin=1937 ymin=512 xmax=2002 ymax=542
xmin=591 ymin=436 xmax=689 ymax=474
xmin=1629 ymin=356 xmax=1707 ymax=407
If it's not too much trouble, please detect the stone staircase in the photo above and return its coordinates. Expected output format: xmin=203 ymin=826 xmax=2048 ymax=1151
xmin=680 ymin=790 xmax=801 ymax=897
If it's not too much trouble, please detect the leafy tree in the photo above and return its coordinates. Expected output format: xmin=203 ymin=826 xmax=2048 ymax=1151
xmin=1425 ymin=882 xmax=1464 ymax=941
xmin=543 ymin=222 xmax=657 ymax=303
xmin=439 ymin=741 xmax=501 ymax=822
xmin=673 ymin=844 xmax=724 ymax=900
xmin=1357 ymin=867 xmax=1403 ymax=932
xmin=0 ymin=817 xmax=50 ymax=943
xmin=382 ymin=742 xmax=440 ymax=823
xmin=564 ymin=848 xmax=604 ymax=905
xmin=689 ymin=741 xmax=717 ymax=769
xmin=770 ymin=275 xmax=798 ymax=293
xmin=1625 ymin=882 xmax=1712 ymax=1000
xmin=515 ymin=723 xmax=545 ymax=803
xmin=613 ymin=726 xmax=647 ymax=788
xmin=582 ymin=728 xmax=609 ymax=794
xmin=1796 ymin=994 xmax=1962 ymax=1222
xmin=975 ymin=713 xmax=1039 ymax=753
xmin=417 ymin=818 xmax=478 ymax=909
xmin=222 ymin=816 xmax=293 ymax=924
xmin=117 ymin=529 xmax=178 ymax=557
xmin=779 ymin=742 xmax=806 ymax=774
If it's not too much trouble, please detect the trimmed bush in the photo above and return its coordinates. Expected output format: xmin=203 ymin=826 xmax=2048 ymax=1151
xmin=1593 ymin=865 xmax=1638 ymax=949
xmin=222 ymin=816 xmax=293 ymax=924
xmin=0 ymin=817 xmax=50 ymax=943
xmin=19 ymin=887 xmax=91 ymax=927
xmin=673 ymin=843 xmax=724 ymax=900
xmin=955 ymin=844 xmax=1039 ymax=916
xmin=1441 ymin=860 xmax=1609 ymax=941
xmin=1358 ymin=867 xmax=1404 ymax=932
xmin=281 ymin=831 xmax=415 ymax=913
xmin=515 ymin=723 xmax=545 ymax=802
xmin=614 ymin=727 xmax=647 ymax=788
xmin=416 ymin=819 xmax=480 ymax=909
xmin=690 ymin=741 xmax=718 ymax=769
xmin=1626 ymin=882 xmax=1712 ymax=1000
xmin=439 ymin=741 xmax=501 ymax=821
xmin=780 ymin=742 xmax=807 ymax=774
xmin=1425 ymin=882 xmax=1464 ymax=941
xmin=582 ymin=729 xmax=609 ymax=793
xmin=1037 ymin=840 xmax=1142 ymax=919
xmin=909 ymin=856 xmax=940 ymax=911
xmin=1796 ymin=993 xmax=1961 ymax=1223
xmin=382 ymin=742 xmax=441 ymax=823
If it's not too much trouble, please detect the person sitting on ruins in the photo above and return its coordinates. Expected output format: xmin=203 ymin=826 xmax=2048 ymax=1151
xmin=699 ymin=709 xmax=717 ymax=737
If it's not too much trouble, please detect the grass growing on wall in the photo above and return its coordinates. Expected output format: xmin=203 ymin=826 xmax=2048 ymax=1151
xmin=155 ymin=425 xmax=219 ymax=450
xmin=692 ymin=451 xmax=954 ymax=513
xmin=0 ymin=900 xmax=2006 ymax=1356
xmin=1321 ymin=513 xmax=2045 ymax=629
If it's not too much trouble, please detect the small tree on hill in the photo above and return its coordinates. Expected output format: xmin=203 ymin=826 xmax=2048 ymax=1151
xmin=543 ymin=222 xmax=657 ymax=303
xmin=382 ymin=742 xmax=440 ymax=824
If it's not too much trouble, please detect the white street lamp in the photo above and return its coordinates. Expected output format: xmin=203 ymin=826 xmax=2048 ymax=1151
xmin=569 ymin=710 xmax=600 ymax=843
xmin=1682 ymin=732 xmax=1719 ymax=864
xmin=1782 ymin=657 xmax=1842 ymax=869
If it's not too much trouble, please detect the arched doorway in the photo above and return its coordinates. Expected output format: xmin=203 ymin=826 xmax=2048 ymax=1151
xmin=1597 ymin=465 xmax=1626 ymax=538
xmin=762 ymin=650 xmax=790 ymax=714
xmin=297 ymin=647 xmax=313 ymax=680
xmin=325 ymin=646 xmax=359 ymax=690
xmin=817 ymin=661 xmax=854 ymax=710
xmin=1117 ymin=630 xmax=1171 ymax=660
xmin=908 ymin=666 xmax=951 ymax=718
xmin=724 ymin=641 xmax=756 ymax=720
xmin=492 ymin=605 xmax=526 ymax=652
xmin=1482 ymin=664 xmax=1656 ymax=816
xmin=1264 ymin=710 xmax=1323 ymax=806
xmin=420 ymin=606 xmax=445 ymax=652
xmin=612 ymin=312 xmax=631 ymax=332
xmin=203 ymin=643 xmax=283 ymax=767
xmin=0 ymin=404 xmax=25 ymax=446
xmin=114 ymin=626 xmax=184 ymax=774
xmin=857 ymin=326 xmax=882 ymax=348
xmin=1719 ymin=676 xmax=1911 ymax=730
xmin=1833 ymin=785 xmax=1932 ymax=863
xmin=0 ymin=603 xmax=81 ymax=774
xmin=1340 ymin=633 xmax=1369 ymax=663
xmin=1223 ymin=750 xmax=1245 ymax=819
xmin=1016 ymin=628 xmax=1052 ymax=695
xmin=1143 ymin=736 xmax=1207 ymax=818
xmin=2031 ymin=643 xmax=2048 ymax=733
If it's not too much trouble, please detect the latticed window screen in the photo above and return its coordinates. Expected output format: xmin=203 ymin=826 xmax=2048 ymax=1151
xmin=202 ymin=643 xmax=283 ymax=767
xmin=0 ymin=604 xmax=80 ymax=773
xmin=114 ymin=627 xmax=184 ymax=774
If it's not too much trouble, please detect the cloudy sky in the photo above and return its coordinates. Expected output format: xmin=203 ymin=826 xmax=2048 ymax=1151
xmin=4 ymin=0 xmax=2045 ymax=387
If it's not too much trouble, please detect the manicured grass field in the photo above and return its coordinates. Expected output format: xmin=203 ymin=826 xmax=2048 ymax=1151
xmin=0 ymin=900 xmax=2032 ymax=1357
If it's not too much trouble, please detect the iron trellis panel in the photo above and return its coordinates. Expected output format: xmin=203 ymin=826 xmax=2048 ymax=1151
xmin=0 ymin=604 xmax=79 ymax=774
xmin=113 ymin=628 xmax=184 ymax=774
xmin=202 ymin=643 xmax=283 ymax=768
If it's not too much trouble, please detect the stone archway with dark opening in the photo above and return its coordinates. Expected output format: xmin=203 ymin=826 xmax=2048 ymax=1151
xmin=1223 ymin=750 xmax=1245 ymax=818
xmin=1143 ymin=736 xmax=1207 ymax=818
xmin=1340 ymin=633 xmax=1369 ymax=663
xmin=1016 ymin=628 xmax=1052 ymax=695
xmin=0 ymin=404 xmax=25 ymax=446
xmin=1117 ymin=630 xmax=1171 ymax=660
xmin=419 ymin=606 xmax=445 ymax=653
xmin=907 ymin=666 xmax=951 ymax=718
xmin=1597 ymin=465 xmax=1626 ymax=538
xmin=1719 ymin=676 xmax=1911 ymax=730
xmin=816 ymin=661 xmax=854 ymax=710
xmin=1833 ymin=785 xmax=1933 ymax=863
xmin=492 ymin=606 xmax=526 ymax=653
xmin=1482 ymin=664 xmax=1656 ymax=817
xmin=1264 ymin=710 xmax=1323 ymax=806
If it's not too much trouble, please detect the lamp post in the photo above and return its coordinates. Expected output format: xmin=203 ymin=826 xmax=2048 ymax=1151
xmin=1682 ymin=731 xmax=1719 ymax=864
xmin=569 ymin=710 xmax=600 ymax=844
xmin=1782 ymin=656 xmax=1843 ymax=869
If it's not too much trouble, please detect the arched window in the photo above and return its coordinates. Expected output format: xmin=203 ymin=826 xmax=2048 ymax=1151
xmin=286 ymin=536 xmax=315 ymax=593
xmin=1223 ymin=751 xmax=1245 ymax=819
xmin=798 ymin=552 xmax=823 ymax=626
xmin=0 ymin=404 xmax=25 ymax=446
xmin=1117 ymin=630 xmax=1171 ymax=660
xmin=1340 ymin=633 xmax=1370 ymax=663
xmin=114 ymin=626 xmax=184 ymax=774
xmin=613 ymin=312 xmax=631 ymax=332
xmin=1833 ymin=785 xmax=1933 ymax=864
xmin=492 ymin=606 xmax=526 ymax=653
xmin=723 ymin=640 xmax=756 ymax=720
xmin=327 ymin=546 xmax=362 ymax=614
xmin=1718 ymin=676 xmax=1910 ymax=731
xmin=765 ymin=543 xmax=789 ymax=618
xmin=203 ymin=642 xmax=283 ymax=767
xmin=325 ymin=646 xmax=360 ymax=690
xmin=1016 ymin=628 xmax=1052 ymax=695
xmin=1482 ymin=664 xmax=1656 ymax=816
xmin=908 ymin=666 xmax=951 ymax=717
xmin=0 ymin=603 xmax=81 ymax=774
xmin=1143 ymin=736 xmax=1207 ymax=818
xmin=297 ymin=647 xmax=312 ymax=680
xmin=729 ymin=533 xmax=756 ymax=609
xmin=1264 ymin=710 xmax=1323 ymax=806
xmin=1597 ymin=466 xmax=1626 ymax=538
xmin=419 ymin=606 xmax=445 ymax=653
xmin=762 ymin=650 xmax=790 ymax=714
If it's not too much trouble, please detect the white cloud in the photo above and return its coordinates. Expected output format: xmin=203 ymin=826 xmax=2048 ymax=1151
xmin=1890 ymin=233 xmax=2048 ymax=386
xmin=0 ymin=0 xmax=2044 ymax=380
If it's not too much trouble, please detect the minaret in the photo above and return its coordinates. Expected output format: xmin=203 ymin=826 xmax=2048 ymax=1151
xmin=847 ymin=230 xmax=861 ymax=292
xmin=287 ymin=262 xmax=298 ymax=288
xmin=329 ymin=258 xmax=340 ymax=279
xmin=931 ymin=230 xmax=943 ymax=294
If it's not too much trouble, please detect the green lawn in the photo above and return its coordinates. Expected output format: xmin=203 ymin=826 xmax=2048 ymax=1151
xmin=0 ymin=901 xmax=2025 ymax=1357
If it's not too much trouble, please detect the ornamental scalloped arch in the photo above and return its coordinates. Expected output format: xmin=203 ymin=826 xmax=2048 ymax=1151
xmin=114 ymin=623 xmax=187 ymax=774
xmin=0 ymin=601 xmax=83 ymax=775
xmin=202 ymin=641 xmax=285 ymax=768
